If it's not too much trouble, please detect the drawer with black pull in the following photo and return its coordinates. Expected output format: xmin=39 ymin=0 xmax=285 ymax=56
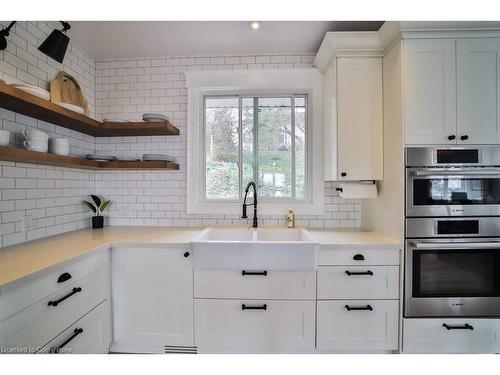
xmin=317 ymin=300 xmax=398 ymax=351
xmin=37 ymin=300 xmax=111 ymax=354
xmin=403 ymin=318 xmax=500 ymax=354
xmin=317 ymin=247 xmax=400 ymax=266
xmin=0 ymin=249 xmax=109 ymax=321
xmin=0 ymin=267 xmax=108 ymax=351
xmin=317 ymin=266 xmax=399 ymax=299
xmin=194 ymin=269 xmax=316 ymax=300
xmin=194 ymin=299 xmax=315 ymax=352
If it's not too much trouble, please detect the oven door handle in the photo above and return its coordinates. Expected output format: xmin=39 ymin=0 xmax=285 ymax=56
xmin=409 ymin=240 xmax=500 ymax=249
xmin=410 ymin=169 xmax=500 ymax=177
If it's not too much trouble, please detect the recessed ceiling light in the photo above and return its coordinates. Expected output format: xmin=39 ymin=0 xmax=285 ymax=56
xmin=249 ymin=21 xmax=262 ymax=30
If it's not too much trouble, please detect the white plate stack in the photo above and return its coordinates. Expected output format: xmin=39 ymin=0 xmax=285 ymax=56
xmin=143 ymin=154 xmax=174 ymax=162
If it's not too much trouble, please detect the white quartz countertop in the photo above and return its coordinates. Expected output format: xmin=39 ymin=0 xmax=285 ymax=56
xmin=0 ymin=226 xmax=400 ymax=287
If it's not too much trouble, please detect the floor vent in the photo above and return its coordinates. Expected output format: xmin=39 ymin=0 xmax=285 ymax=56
xmin=164 ymin=345 xmax=197 ymax=354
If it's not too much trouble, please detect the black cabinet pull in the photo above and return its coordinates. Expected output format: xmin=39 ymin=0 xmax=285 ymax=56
xmin=460 ymin=135 xmax=469 ymax=141
xmin=241 ymin=270 xmax=268 ymax=276
xmin=345 ymin=270 xmax=373 ymax=276
xmin=50 ymin=328 xmax=83 ymax=353
xmin=242 ymin=304 xmax=267 ymax=311
xmin=47 ymin=287 xmax=82 ymax=307
xmin=184 ymin=252 xmax=190 ymax=257
xmin=345 ymin=304 xmax=373 ymax=312
xmin=443 ymin=323 xmax=473 ymax=331
xmin=57 ymin=272 xmax=72 ymax=283
xmin=353 ymin=254 xmax=365 ymax=261
xmin=448 ymin=135 xmax=456 ymax=140
xmin=341 ymin=172 xmax=347 ymax=177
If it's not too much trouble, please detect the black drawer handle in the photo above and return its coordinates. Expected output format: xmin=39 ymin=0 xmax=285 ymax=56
xmin=184 ymin=252 xmax=190 ymax=257
xmin=242 ymin=304 xmax=267 ymax=311
xmin=345 ymin=304 xmax=373 ymax=312
xmin=242 ymin=270 xmax=268 ymax=276
xmin=443 ymin=323 xmax=473 ymax=331
xmin=448 ymin=135 xmax=456 ymax=140
xmin=345 ymin=270 xmax=373 ymax=276
xmin=50 ymin=328 xmax=83 ymax=353
xmin=57 ymin=272 xmax=72 ymax=283
xmin=47 ymin=287 xmax=82 ymax=307
xmin=353 ymin=254 xmax=365 ymax=261
xmin=460 ymin=135 xmax=469 ymax=141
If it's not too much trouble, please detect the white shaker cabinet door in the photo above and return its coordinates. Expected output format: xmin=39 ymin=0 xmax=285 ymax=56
xmin=404 ymin=39 xmax=457 ymax=145
xmin=111 ymin=247 xmax=194 ymax=352
xmin=336 ymin=57 xmax=383 ymax=181
xmin=457 ymin=39 xmax=500 ymax=144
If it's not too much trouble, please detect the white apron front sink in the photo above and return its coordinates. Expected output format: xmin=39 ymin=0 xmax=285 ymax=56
xmin=191 ymin=227 xmax=318 ymax=270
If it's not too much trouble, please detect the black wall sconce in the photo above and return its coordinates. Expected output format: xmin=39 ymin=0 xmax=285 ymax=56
xmin=0 ymin=21 xmax=71 ymax=64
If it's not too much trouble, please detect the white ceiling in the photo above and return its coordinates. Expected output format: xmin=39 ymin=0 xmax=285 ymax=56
xmin=69 ymin=21 xmax=384 ymax=60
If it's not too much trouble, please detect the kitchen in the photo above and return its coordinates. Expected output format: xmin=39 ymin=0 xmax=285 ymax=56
xmin=1 ymin=1 xmax=500 ymax=372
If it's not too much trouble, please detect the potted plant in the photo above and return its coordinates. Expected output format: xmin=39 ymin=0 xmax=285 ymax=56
xmin=83 ymin=195 xmax=111 ymax=229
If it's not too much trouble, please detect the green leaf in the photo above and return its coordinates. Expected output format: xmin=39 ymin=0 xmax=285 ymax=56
xmin=83 ymin=200 xmax=97 ymax=214
xmin=100 ymin=200 xmax=111 ymax=213
xmin=90 ymin=195 xmax=101 ymax=207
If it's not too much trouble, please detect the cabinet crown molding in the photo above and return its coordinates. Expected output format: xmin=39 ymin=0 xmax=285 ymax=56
xmin=313 ymin=32 xmax=384 ymax=73
xmin=379 ymin=21 xmax=500 ymax=51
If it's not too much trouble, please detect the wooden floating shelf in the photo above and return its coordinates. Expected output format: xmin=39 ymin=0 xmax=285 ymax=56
xmin=0 ymin=146 xmax=179 ymax=171
xmin=0 ymin=81 xmax=180 ymax=137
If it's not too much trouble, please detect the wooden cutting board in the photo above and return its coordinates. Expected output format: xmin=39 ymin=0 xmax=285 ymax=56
xmin=50 ymin=71 xmax=89 ymax=116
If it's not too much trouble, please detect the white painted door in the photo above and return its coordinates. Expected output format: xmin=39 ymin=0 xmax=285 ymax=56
xmin=317 ymin=300 xmax=398 ymax=351
xmin=457 ymin=39 xmax=500 ymax=144
xmin=404 ymin=39 xmax=457 ymax=145
xmin=337 ymin=57 xmax=383 ymax=180
xmin=194 ymin=299 xmax=315 ymax=352
xmin=111 ymin=247 xmax=194 ymax=352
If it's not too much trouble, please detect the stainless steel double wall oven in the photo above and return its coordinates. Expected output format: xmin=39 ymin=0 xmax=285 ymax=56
xmin=405 ymin=147 xmax=500 ymax=317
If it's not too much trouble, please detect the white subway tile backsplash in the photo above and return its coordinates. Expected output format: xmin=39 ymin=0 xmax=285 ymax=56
xmin=1 ymin=24 xmax=361 ymax=247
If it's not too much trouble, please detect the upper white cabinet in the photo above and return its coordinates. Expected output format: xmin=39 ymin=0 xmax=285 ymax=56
xmin=316 ymin=31 xmax=384 ymax=181
xmin=111 ymin=246 xmax=194 ymax=353
xmin=404 ymin=39 xmax=457 ymax=145
xmin=404 ymin=38 xmax=500 ymax=145
xmin=457 ymin=39 xmax=500 ymax=144
xmin=336 ymin=58 xmax=383 ymax=181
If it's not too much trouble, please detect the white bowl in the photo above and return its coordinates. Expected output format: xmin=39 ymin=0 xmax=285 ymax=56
xmin=49 ymin=138 xmax=70 ymax=156
xmin=59 ymin=102 xmax=85 ymax=114
xmin=0 ymin=130 xmax=10 ymax=146
xmin=22 ymin=128 xmax=49 ymax=141
xmin=24 ymin=139 xmax=48 ymax=153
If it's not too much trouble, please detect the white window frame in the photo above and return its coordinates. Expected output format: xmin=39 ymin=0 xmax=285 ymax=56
xmin=185 ymin=69 xmax=324 ymax=215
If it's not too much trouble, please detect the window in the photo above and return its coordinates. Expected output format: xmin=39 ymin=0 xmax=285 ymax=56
xmin=186 ymin=69 xmax=323 ymax=215
xmin=204 ymin=95 xmax=307 ymax=201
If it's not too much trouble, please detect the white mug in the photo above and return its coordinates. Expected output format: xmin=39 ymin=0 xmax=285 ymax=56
xmin=0 ymin=130 xmax=10 ymax=146
xmin=22 ymin=128 xmax=48 ymax=141
xmin=24 ymin=140 xmax=48 ymax=153
xmin=49 ymin=138 xmax=70 ymax=156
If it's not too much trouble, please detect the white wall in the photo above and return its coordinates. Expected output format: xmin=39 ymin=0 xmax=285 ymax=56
xmin=0 ymin=23 xmax=362 ymax=248
xmin=93 ymin=55 xmax=361 ymax=227
xmin=0 ymin=21 xmax=96 ymax=247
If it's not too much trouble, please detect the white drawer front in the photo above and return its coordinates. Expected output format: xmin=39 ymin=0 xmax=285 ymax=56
xmin=38 ymin=300 xmax=111 ymax=354
xmin=317 ymin=300 xmax=399 ymax=351
xmin=317 ymin=266 xmax=399 ymax=300
xmin=318 ymin=248 xmax=399 ymax=266
xmin=194 ymin=270 xmax=316 ymax=300
xmin=194 ymin=299 xmax=315 ymax=352
xmin=403 ymin=318 xmax=500 ymax=354
xmin=0 ymin=267 xmax=108 ymax=351
xmin=0 ymin=249 xmax=108 ymax=321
